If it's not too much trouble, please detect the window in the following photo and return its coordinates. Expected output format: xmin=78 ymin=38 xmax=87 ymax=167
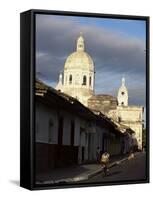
xmin=82 ymin=75 xmax=87 ymax=85
xmin=89 ymin=76 xmax=92 ymax=86
xmin=118 ymin=117 xmax=122 ymax=122
xmin=48 ymin=119 xmax=54 ymax=143
xmin=121 ymin=92 xmax=125 ymax=95
xmin=121 ymin=102 xmax=124 ymax=106
xmin=69 ymin=74 xmax=72 ymax=84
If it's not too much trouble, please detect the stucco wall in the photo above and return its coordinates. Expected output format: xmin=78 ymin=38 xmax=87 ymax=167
xmin=36 ymin=101 xmax=89 ymax=146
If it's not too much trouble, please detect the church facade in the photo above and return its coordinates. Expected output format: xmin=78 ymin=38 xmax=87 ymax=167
xmin=108 ymin=78 xmax=144 ymax=149
xmin=56 ymin=34 xmax=144 ymax=150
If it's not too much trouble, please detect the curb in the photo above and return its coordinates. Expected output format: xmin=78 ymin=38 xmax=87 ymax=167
xmin=36 ymin=153 xmax=139 ymax=185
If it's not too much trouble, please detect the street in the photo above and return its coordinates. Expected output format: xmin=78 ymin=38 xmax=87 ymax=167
xmin=80 ymin=152 xmax=146 ymax=183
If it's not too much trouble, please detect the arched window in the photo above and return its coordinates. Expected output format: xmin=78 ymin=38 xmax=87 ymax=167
xmin=82 ymin=75 xmax=87 ymax=85
xmin=121 ymin=102 xmax=124 ymax=106
xmin=89 ymin=76 xmax=92 ymax=86
xmin=69 ymin=74 xmax=72 ymax=84
xmin=118 ymin=117 xmax=122 ymax=122
xmin=48 ymin=119 xmax=54 ymax=143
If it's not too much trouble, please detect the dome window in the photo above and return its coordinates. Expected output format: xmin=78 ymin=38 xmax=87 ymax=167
xmin=69 ymin=74 xmax=72 ymax=84
xmin=89 ymin=76 xmax=92 ymax=86
xmin=82 ymin=75 xmax=87 ymax=85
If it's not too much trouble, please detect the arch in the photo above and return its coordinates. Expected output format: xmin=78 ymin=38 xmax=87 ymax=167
xmin=121 ymin=102 xmax=124 ymax=106
xmin=82 ymin=75 xmax=87 ymax=85
xmin=69 ymin=74 xmax=72 ymax=84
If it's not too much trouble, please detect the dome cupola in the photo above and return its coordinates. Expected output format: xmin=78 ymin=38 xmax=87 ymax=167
xmin=64 ymin=33 xmax=94 ymax=71
xmin=76 ymin=33 xmax=84 ymax=52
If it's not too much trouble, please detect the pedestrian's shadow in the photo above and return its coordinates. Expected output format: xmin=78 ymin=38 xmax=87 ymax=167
xmin=107 ymin=171 xmax=121 ymax=177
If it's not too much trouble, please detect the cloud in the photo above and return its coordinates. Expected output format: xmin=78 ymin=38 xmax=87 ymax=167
xmin=36 ymin=14 xmax=146 ymax=106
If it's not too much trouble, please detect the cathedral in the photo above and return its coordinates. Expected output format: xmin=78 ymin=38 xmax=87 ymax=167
xmin=56 ymin=33 xmax=94 ymax=106
xmin=56 ymin=33 xmax=144 ymax=150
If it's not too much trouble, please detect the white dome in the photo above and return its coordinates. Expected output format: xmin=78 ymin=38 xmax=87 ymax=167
xmin=64 ymin=51 xmax=94 ymax=71
xmin=56 ymin=34 xmax=95 ymax=106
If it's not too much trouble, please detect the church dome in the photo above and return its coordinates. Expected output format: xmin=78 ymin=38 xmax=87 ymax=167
xmin=64 ymin=34 xmax=94 ymax=71
xmin=64 ymin=51 xmax=94 ymax=71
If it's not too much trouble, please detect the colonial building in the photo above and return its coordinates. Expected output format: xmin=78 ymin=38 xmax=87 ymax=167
xmin=35 ymin=80 xmax=133 ymax=177
xmin=56 ymin=34 xmax=144 ymax=150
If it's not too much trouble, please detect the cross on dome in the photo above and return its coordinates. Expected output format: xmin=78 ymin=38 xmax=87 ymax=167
xmin=122 ymin=76 xmax=125 ymax=86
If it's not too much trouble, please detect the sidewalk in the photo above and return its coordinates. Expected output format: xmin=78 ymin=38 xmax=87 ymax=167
xmin=36 ymin=152 xmax=139 ymax=185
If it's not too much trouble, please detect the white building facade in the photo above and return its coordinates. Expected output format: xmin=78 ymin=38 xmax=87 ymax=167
xmin=109 ymin=78 xmax=144 ymax=149
xmin=56 ymin=34 xmax=95 ymax=106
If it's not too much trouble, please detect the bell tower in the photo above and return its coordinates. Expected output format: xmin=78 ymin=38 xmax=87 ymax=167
xmin=117 ymin=77 xmax=128 ymax=106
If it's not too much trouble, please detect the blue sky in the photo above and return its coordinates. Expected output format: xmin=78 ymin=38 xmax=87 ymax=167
xmin=36 ymin=14 xmax=146 ymax=111
xmin=52 ymin=15 xmax=146 ymax=40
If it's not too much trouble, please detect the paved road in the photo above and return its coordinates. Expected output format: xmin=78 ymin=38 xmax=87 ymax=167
xmin=81 ymin=152 xmax=146 ymax=183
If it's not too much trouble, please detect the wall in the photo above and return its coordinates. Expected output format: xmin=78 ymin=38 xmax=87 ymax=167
xmin=117 ymin=106 xmax=143 ymax=122
xmin=116 ymin=106 xmax=143 ymax=149
xmin=36 ymin=99 xmax=100 ymax=165
xmin=36 ymin=101 xmax=89 ymax=146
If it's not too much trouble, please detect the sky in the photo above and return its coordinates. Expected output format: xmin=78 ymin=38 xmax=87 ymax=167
xmin=36 ymin=14 xmax=146 ymax=110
